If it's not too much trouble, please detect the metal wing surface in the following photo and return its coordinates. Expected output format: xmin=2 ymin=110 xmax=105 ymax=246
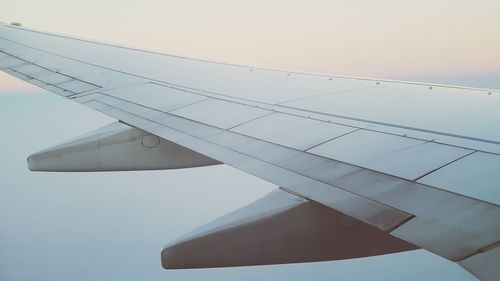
xmin=1 ymin=23 xmax=499 ymax=281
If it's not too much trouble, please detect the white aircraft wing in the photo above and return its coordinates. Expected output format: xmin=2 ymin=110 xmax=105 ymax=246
xmin=1 ymin=23 xmax=499 ymax=281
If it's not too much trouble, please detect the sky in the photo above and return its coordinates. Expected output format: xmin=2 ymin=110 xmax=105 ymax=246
xmin=1 ymin=0 xmax=499 ymax=280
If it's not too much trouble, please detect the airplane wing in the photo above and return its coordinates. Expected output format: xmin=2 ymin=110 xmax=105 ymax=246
xmin=1 ymin=23 xmax=499 ymax=280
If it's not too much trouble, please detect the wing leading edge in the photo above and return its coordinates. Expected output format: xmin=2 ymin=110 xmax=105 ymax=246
xmin=1 ymin=23 xmax=499 ymax=280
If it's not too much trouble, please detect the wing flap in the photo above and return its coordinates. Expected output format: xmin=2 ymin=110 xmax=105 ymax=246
xmin=418 ymin=151 xmax=500 ymax=205
xmin=459 ymin=243 xmax=500 ymax=281
xmin=391 ymin=199 xmax=500 ymax=261
xmin=231 ymin=112 xmax=358 ymax=151
xmin=169 ymin=99 xmax=272 ymax=130
xmin=308 ymin=129 xmax=473 ymax=180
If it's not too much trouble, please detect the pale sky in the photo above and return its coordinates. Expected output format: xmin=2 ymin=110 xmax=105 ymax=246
xmin=1 ymin=1 xmax=498 ymax=280
xmin=1 ymin=0 xmax=500 ymax=80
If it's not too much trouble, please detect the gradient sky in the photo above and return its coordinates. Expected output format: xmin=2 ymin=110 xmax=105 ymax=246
xmin=1 ymin=0 xmax=500 ymax=80
xmin=1 ymin=0 xmax=499 ymax=280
